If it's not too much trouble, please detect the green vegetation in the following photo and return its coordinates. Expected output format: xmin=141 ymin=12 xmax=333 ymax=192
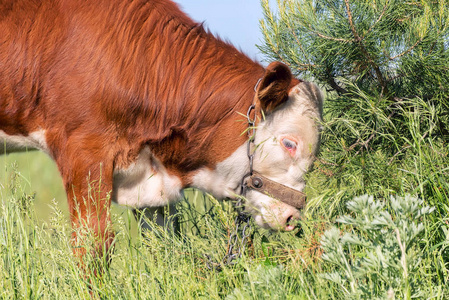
xmin=1 ymin=0 xmax=449 ymax=298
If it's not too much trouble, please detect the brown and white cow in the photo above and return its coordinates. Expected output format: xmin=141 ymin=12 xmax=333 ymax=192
xmin=0 ymin=0 xmax=323 ymax=259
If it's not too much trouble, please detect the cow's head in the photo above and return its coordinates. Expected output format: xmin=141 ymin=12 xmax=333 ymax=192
xmin=245 ymin=62 xmax=323 ymax=231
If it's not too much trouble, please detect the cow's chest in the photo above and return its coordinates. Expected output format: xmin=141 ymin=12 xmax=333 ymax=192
xmin=112 ymin=147 xmax=183 ymax=208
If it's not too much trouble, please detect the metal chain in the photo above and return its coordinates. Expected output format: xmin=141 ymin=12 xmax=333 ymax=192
xmin=205 ymin=104 xmax=256 ymax=271
xmin=221 ymin=104 xmax=256 ymax=265
xmin=221 ymin=212 xmax=252 ymax=266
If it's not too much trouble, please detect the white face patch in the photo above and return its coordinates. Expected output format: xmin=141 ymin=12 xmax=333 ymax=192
xmin=0 ymin=129 xmax=49 ymax=154
xmin=112 ymin=147 xmax=183 ymax=208
xmin=242 ymin=82 xmax=323 ymax=230
xmin=191 ymin=142 xmax=248 ymax=199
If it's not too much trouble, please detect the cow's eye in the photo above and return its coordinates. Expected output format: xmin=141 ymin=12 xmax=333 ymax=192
xmin=281 ymin=137 xmax=297 ymax=156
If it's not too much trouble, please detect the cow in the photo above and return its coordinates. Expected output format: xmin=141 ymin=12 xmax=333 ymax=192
xmin=0 ymin=0 xmax=323 ymax=262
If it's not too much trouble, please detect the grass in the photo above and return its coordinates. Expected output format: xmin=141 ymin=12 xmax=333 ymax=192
xmin=1 ymin=95 xmax=448 ymax=299
xmin=0 ymin=152 xmax=67 ymax=222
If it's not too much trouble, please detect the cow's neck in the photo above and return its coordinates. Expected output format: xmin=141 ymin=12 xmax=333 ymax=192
xmin=112 ymin=78 xmax=262 ymax=207
xmin=148 ymin=71 xmax=263 ymax=186
xmin=127 ymin=25 xmax=264 ymax=182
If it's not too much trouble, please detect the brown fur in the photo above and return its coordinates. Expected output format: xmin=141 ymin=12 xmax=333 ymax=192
xmin=0 ymin=0 xmax=296 ymax=263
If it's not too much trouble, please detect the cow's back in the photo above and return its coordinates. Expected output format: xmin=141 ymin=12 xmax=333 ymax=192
xmin=0 ymin=1 xmax=63 ymax=152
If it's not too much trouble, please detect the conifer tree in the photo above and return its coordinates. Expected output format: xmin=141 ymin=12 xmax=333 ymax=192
xmin=259 ymin=0 xmax=449 ymax=105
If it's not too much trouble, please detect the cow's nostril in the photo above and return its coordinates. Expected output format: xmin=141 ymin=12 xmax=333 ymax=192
xmin=285 ymin=215 xmax=296 ymax=231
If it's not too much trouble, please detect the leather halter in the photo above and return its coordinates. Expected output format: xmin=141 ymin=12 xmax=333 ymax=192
xmin=245 ymin=172 xmax=307 ymax=210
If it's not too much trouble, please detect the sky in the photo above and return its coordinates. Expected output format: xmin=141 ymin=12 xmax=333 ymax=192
xmin=173 ymin=0 xmax=267 ymax=62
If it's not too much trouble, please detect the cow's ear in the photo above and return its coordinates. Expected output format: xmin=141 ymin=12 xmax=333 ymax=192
xmin=256 ymin=62 xmax=292 ymax=113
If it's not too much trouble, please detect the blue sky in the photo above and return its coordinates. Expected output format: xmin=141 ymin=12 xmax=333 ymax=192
xmin=173 ymin=0 xmax=266 ymax=62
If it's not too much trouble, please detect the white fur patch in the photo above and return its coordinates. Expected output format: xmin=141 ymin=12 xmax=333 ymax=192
xmin=112 ymin=147 xmax=183 ymax=208
xmin=191 ymin=141 xmax=248 ymax=199
xmin=0 ymin=129 xmax=49 ymax=154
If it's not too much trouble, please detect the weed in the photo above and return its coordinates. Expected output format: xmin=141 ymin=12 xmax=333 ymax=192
xmin=320 ymin=194 xmax=445 ymax=299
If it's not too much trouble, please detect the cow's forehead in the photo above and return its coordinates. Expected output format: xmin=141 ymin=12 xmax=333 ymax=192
xmin=262 ymin=82 xmax=322 ymax=135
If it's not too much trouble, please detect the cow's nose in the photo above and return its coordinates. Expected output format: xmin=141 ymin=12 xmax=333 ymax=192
xmin=282 ymin=206 xmax=301 ymax=231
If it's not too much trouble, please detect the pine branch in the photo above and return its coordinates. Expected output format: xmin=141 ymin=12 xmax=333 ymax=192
xmin=389 ymin=37 xmax=424 ymax=60
xmin=285 ymin=18 xmax=314 ymax=67
xmin=344 ymin=0 xmax=360 ymax=42
xmin=327 ymin=75 xmax=350 ymax=95
xmin=309 ymin=25 xmax=352 ymax=43
xmin=344 ymin=0 xmax=390 ymax=98
xmin=362 ymin=1 xmax=389 ymax=39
